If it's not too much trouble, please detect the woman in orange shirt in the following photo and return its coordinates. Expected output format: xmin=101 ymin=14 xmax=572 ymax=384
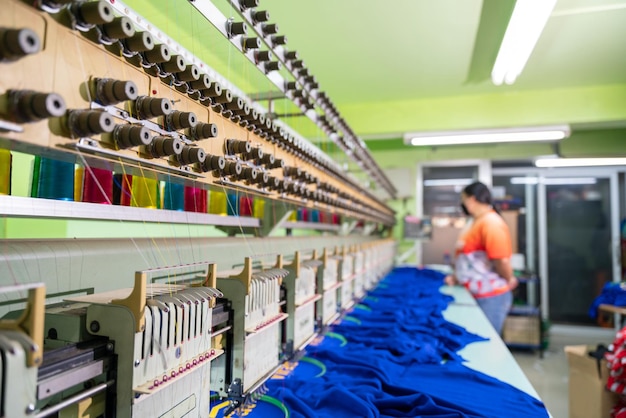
xmin=444 ymin=182 xmax=518 ymax=334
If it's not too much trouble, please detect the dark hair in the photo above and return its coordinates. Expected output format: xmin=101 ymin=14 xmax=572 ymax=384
xmin=462 ymin=182 xmax=493 ymax=206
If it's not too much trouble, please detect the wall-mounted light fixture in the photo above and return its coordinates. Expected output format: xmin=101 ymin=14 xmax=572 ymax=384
xmin=423 ymin=178 xmax=474 ymax=187
xmin=535 ymin=157 xmax=626 ymax=167
xmin=511 ymin=177 xmax=598 ymax=185
xmin=491 ymin=0 xmax=558 ymax=85
xmin=404 ymin=125 xmax=570 ymax=147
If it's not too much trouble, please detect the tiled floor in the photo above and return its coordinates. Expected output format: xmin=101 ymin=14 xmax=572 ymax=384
xmin=512 ymin=325 xmax=616 ymax=418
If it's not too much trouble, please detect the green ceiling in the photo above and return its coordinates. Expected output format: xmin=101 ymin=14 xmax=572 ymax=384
xmin=259 ymin=0 xmax=626 ymax=96
xmin=124 ymin=0 xmax=626 ymax=153
xmin=259 ymin=0 xmax=626 ymax=137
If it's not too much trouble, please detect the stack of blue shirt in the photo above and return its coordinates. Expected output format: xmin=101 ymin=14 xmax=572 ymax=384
xmin=259 ymin=267 xmax=549 ymax=417
xmin=589 ymin=281 xmax=626 ymax=318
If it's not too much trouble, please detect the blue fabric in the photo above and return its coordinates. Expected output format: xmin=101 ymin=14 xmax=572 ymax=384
xmin=589 ymin=281 xmax=626 ymax=319
xmin=259 ymin=267 xmax=548 ymax=418
xmin=476 ymin=290 xmax=513 ymax=334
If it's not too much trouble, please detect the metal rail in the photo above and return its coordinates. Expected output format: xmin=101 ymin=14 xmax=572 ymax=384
xmin=0 ymin=195 xmax=261 ymax=228
xmin=34 ymin=380 xmax=115 ymax=418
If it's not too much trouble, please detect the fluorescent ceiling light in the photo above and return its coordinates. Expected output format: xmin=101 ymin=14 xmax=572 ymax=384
xmin=510 ymin=177 xmax=539 ymax=185
xmin=492 ymin=0 xmax=558 ymax=85
xmin=404 ymin=125 xmax=570 ymax=146
xmin=535 ymin=158 xmax=626 ymax=167
xmin=423 ymin=178 xmax=474 ymax=187
xmin=544 ymin=178 xmax=597 ymax=185
xmin=511 ymin=177 xmax=597 ymax=185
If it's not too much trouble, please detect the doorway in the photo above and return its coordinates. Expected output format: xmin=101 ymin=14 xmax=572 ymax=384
xmin=540 ymin=171 xmax=619 ymax=325
xmin=492 ymin=167 xmax=621 ymax=326
xmin=417 ymin=160 xmax=491 ymax=266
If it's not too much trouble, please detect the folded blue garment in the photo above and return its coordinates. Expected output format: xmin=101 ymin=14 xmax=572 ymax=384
xmin=589 ymin=281 xmax=626 ymax=318
xmin=266 ymin=358 xmax=547 ymax=418
xmin=249 ymin=267 xmax=549 ymax=417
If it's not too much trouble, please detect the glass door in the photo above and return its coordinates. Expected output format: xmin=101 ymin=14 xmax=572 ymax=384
xmin=417 ymin=160 xmax=491 ymax=265
xmin=538 ymin=170 xmax=621 ymax=325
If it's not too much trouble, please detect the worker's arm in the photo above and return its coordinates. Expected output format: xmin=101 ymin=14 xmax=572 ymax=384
xmin=444 ymin=274 xmax=458 ymax=286
xmin=492 ymin=258 xmax=518 ymax=290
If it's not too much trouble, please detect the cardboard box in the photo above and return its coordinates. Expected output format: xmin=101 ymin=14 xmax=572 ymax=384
xmin=501 ymin=210 xmax=518 ymax=254
xmin=565 ymin=345 xmax=619 ymax=418
xmin=502 ymin=315 xmax=540 ymax=345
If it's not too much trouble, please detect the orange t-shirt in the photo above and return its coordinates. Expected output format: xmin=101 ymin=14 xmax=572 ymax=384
xmin=455 ymin=210 xmax=512 ymax=298
xmin=459 ymin=210 xmax=512 ymax=259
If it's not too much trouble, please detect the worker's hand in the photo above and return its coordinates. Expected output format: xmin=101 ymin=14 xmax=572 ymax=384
xmin=444 ymin=274 xmax=458 ymax=286
xmin=507 ymin=276 xmax=519 ymax=291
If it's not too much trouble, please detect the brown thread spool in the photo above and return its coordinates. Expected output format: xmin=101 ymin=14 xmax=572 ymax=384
xmin=7 ymin=90 xmax=66 ymax=123
xmin=261 ymin=23 xmax=278 ymax=36
xmin=224 ymin=97 xmax=245 ymax=112
xmin=214 ymin=89 xmax=233 ymax=104
xmin=166 ymin=111 xmax=198 ymax=130
xmin=74 ymin=0 xmax=114 ymax=26
xmin=102 ymin=16 xmax=135 ymax=40
xmin=143 ymin=44 xmax=170 ymax=64
xmin=240 ymin=147 xmax=261 ymax=161
xmin=222 ymin=160 xmax=242 ymax=176
xmin=190 ymin=122 xmax=218 ymax=140
xmin=240 ymin=0 xmax=259 ymax=10
xmin=0 ymin=28 xmax=40 ymax=60
xmin=227 ymin=21 xmax=247 ymax=38
xmin=263 ymin=61 xmax=281 ymax=73
xmin=226 ymin=139 xmax=251 ymax=155
xmin=241 ymin=37 xmax=261 ymax=51
xmin=69 ymin=110 xmax=115 ymax=136
xmin=252 ymin=10 xmax=270 ymax=23
xmin=95 ymin=78 xmax=138 ymax=105
xmin=135 ymin=96 xmax=173 ymax=119
xmin=270 ymin=35 xmax=287 ymax=45
xmin=178 ymin=146 xmax=206 ymax=165
xmin=240 ymin=166 xmax=259 ymax=182
xmin=189 ymin=74 xmax=211 ymax=91
xmin=255 ymin=50 xmax=273 ymax=62
xmin=178 ymin=64 xmax=200 ymax=82
xmin=201 ymin=155 xmax=225 ymax=173
xmin=161 ymin=55 xmax=185 ymax=74
xmin=114 ymin=124 xmax=153 ymax=149
xmin=284 ymin=50 xmax=298 ymax=60
xmin=124 ymin=32 xmax=154 ymax=53
xmin=148 ymin=136 xmax=183 ymax=158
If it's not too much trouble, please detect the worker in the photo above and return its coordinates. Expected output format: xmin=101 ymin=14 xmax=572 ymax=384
xmin=444 ymin=181 xmax=518 ymax=334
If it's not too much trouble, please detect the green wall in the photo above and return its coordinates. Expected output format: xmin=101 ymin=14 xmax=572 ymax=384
xmin=345 ymin=84 xmax=626 ymax=136
xmin=364 ymin=128 xmax=626 ymax=169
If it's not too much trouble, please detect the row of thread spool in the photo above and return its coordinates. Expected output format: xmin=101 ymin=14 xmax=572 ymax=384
xmin=0 ymin=149 xmax=341 ymax=223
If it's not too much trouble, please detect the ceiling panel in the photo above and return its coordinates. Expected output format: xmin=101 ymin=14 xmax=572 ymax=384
xmin=523 ymin=4 xmax=626 ymax=88
xmin=260 ymin=0 xmax=626 ymax=103
xmin=260 ymin=0 xmax=484 ymax=102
